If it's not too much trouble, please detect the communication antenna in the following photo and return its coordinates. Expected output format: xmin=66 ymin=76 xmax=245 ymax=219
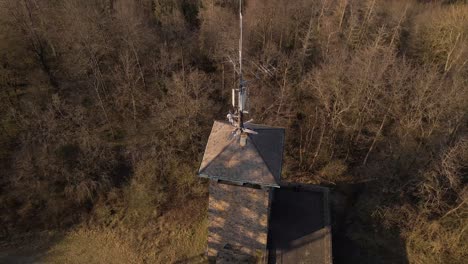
xmin=227 ymin=0 xmax=257 ymax=140
xmin=238 ymin=0 xmax=244 ymax=119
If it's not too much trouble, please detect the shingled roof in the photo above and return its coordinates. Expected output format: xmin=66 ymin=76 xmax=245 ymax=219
xmin=198 ymin=121 xmax=285 ymax=187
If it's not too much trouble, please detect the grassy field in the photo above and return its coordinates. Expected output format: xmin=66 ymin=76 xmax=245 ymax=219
xmin=0 ymin=198 xmax=208 ymax=264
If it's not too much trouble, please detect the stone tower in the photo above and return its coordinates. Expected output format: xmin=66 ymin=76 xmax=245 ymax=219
xmin=198 ymin=120 xmax=285 ymax=261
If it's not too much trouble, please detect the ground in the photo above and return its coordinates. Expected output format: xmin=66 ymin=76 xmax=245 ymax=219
xmin=0 ymin=198 xmax=208 ymax=264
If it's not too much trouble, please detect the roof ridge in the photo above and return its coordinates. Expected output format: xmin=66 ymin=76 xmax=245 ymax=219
xmin=198 ymin=121 xmax=235 ymax=173
xmin=199 ymin=139 xmax=233 ymax=174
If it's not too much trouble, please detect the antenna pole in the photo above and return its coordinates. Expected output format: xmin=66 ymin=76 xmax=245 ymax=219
xmin=239 ymin=0 xmax=242 ymax=81
xmin=238 ymin=0 xmax=244 ymax=129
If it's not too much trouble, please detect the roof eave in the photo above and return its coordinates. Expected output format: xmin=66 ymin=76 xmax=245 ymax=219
xmin=198 ymin=173 xmax=280 ymax=188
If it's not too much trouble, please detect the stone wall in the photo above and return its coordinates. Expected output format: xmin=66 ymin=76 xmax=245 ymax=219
xmin=207 ymin=181 xmax=270 ymax=259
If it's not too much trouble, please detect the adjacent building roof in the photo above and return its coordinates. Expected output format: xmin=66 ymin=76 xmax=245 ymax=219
xmin=267 ymin=185 xmax=332 ymax=264
xmin=198 ymin=121 xmax=285 ymax=187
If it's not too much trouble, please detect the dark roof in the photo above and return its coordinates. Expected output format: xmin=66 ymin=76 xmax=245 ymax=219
xmin=198 ymin=121 xmax=284 ymax=187
xmin=267 ymin=185 xmax=332 ymax=264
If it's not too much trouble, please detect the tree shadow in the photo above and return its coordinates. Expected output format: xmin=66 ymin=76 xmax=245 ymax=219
xmin=0 ymin=231 xmax=65 ymax=264
xmin=330 ymin=182 xmax=409 ymax=264
xmin=172 ymin=253 xmax=207 ymax=264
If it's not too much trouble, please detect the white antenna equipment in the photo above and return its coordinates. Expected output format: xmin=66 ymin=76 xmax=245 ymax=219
xmin=228 ymin=0 xmax=256 ymax=138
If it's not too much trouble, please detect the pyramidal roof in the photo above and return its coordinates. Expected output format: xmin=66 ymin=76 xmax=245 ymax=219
xmin=198 ymin=121 xmax=285 ymax=187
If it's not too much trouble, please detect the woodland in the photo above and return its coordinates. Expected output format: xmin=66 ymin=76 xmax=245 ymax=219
xmin=0 ymin=0 xmax=467 ymax=263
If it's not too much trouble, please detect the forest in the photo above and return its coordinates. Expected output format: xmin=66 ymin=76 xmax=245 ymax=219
xmin=0 ymin=0 xmax=467 ymax=263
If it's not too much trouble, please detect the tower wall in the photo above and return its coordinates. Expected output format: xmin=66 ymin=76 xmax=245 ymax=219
xmin=207 ymin=180 xmax=270 ymax=259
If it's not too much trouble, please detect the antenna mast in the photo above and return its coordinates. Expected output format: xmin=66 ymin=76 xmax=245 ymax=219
xmin=237 ymin=0 xmax=245 ymax=129
xmin=228 ymin=0 xmax=252 ymax=138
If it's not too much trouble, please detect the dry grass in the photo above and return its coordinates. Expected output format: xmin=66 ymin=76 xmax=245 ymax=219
xmin=42 ymin=229 xmax=144 ymax=264
xmin=0 ymin=196 xmax=208 ymax=264
xmin=42 ymin=197 xmax=208 ymax=263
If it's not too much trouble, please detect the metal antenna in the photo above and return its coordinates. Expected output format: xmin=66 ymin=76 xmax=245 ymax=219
xmin=227 ymin=0 xmax=257 ymax=139
xmin=238 ymin=0 xmax=245 ymax=129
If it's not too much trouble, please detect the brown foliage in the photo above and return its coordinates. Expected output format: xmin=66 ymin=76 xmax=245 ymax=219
xmin=0 ymin=0 xmax=467 ymax=263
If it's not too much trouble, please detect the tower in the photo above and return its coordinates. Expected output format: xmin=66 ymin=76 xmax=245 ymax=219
xmin=197 ymin=1 xmax=285 ymax=261
xmin=199 ymin=121 xmax=284 ymax=261
xmin=197 ymin=1 xmax=332 ymax=263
